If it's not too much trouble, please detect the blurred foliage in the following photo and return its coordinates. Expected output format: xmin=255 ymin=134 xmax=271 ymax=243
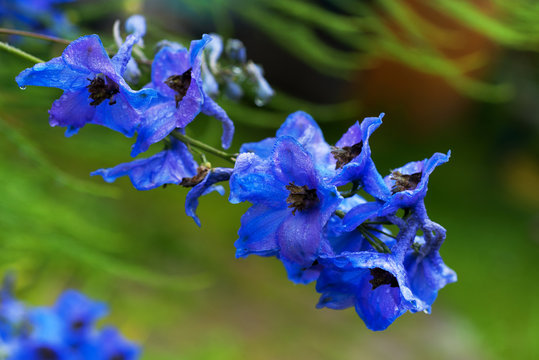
xmin=160 ymin=0 xmax=539 ymax=102
xmin=0 ymin=0 xmax=539 ymax=359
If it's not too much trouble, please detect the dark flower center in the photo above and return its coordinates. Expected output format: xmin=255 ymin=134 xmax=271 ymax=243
xmin=87 ymin=75 xmax=120 ymax=106
xmin=71 ymin=319 xmax=85 ymax=330
xmin=285 ymin=182 xmax=319 ymax=215
xmin=369 ymin=268 xmax=399 ymax=290
xmin=110 ymin=354 xmax=126 ymax=360
xmin=390 ymin=171 xmax=422 ymax=194
xmin=331 ymin=142 xmax=363 ymax=169
xmin=36 ymin=346 xmax=59 ymax=360
xmin=165 ymin=68 xmax=192 ymax=108
xmin=180 ymin=165 xmax=210 ymax=187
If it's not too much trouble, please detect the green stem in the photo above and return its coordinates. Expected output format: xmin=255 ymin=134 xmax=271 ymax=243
xmin=171 ymin=131 xmax=236 ymax=164
xmin=357 ymin=225 xmax=392 ymax=253
xmin=342 ymin=180 xmax=360 ymax=198
xmin=363 ymin=225 xmax=397 ymax=239
xmin=0 ymin=28 xmax=71 ymax=45
xmin=0 ymin=41 xmax=43 ymax=63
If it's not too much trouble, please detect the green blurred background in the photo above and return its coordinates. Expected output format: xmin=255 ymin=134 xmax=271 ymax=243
xmin=1 ymin=0 xmax=538 ymax=359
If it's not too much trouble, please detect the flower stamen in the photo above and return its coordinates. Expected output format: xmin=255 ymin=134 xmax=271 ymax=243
xmin=369 ymin=268 xmax=399 ymax=290
xmin=87 ymin=75 xmax=120 ymax=106
xmin=390 ymin=171 xmax=422 ymax=194
xmin=165 ymin=68 xmax=192 ymax=108
xmin=285 ymin=182 xmax=318 ymax=215
xmin=331 ymin=142 xmax=363 ymax=169
xmin=180 ymin=165 xmax=210 ymax=187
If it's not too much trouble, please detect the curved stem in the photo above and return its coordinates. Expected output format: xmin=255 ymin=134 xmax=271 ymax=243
xmin=0 ymin=41 xmax=43 ymax=63
xmin=0 ymin=28 xmax=71 ymax=45
xmin=171 ymin=131 xmax=236 ymax=164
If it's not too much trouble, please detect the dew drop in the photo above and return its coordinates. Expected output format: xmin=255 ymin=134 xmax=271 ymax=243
xmin=254 ymin=97 xmax=266 ymax=107
xmin=19 ymin=86 xmax=26 ymax=90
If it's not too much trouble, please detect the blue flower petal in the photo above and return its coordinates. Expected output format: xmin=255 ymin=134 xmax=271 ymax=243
xmin=93 ymin=137 xmax=197 ymax=190
xmin=229 ymin=152 xmax=287 ymax=206
xmin=16 ymin=57 xmax=88 ymax=90
xmin=234 ymin=204 xmax=287 ymax=258
xmin=185 ymin=167 xmax=233 ymax=226
xmin=201 ymin=92 xmax=234 ymax=149
xmin=379 ymin=151 xmax=451 ymax=215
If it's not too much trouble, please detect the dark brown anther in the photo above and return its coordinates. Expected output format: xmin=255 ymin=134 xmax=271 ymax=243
xmin=180 ymin=165 xmax=210 ymax=187
xmin=390 ymin=171 xmax=422 ymax=194
xmin=86 ymin=76 xmax=120 ymax=106
xmin=110 ymin=355 xmax=127 ymax=360
xmin=285 ymin=182 xmax=319 ymax=215
xmin=331 ymin=141 xmax=363 ymax=169
xmin=369 ymin=268 xmax=399 ymax=290
xmin=71 ymin=319 xmax=85 ymax=330
xmin=164 ymin=68 xmax=192 ymax=108
xmin=36 ymin=346 xmax=59 ymax=360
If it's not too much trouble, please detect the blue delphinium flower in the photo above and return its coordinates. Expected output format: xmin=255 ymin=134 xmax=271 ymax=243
xmin=230 ymin=136 xmax=342 ymax=283
xmin=378 ymin=151 xmax=451 ymax=216
xmin=329 ymin=114 xmax=390 ymax=200
xmin=131 ymin=35 xmax=234 ymax=157
xmin=92 ymin=136 xmax=198 ymax=190
xmin=0 ymin=282 xmax=141 ymax=359
xmin=16 ymin=34 xmax=157 ymax=137
xmin=0 ymin=0 xmax=75 ymax=36
xmin=92 ymin=137 xmax=232 ymax=226
xmin=316 ymin=219 xmax=427 ymax=331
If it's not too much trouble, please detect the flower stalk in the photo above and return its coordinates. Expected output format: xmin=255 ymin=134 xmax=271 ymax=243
xmin=171 ymin=131 xmax=236 ymax=164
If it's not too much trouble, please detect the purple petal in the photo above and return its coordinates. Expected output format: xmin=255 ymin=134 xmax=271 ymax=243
xmin=276 ymin=209 xmax=324 ymax=266
xmin=16 ymin=57 xmax=88 ymax=90
xmin=112 ymin=33 xmax=141 ymax=76
xmin=62 ymin=35 xmax=118 ymax=82
xmin=150 ymin=47 xmax=190 ymax=96
xmin=229 ymin=152 xmax=288 ymax=206
xmin=131 ymin=99 xmax=178 ymax=157
xmin=185 ymin=167 xmax=233 ymax=226
xmin=239 ymin=137 xmax=276 ymax=158
xmin=380 ymin=151 xmax=451 ymax=215
xmin=48 ymin=90 xmax=95 ymax=136
xmin=276 ymin=111 xmax=331 ymax=167
xmin=93 ymin=138 xmax=197 ymax=190
xmin=234 ymin=205 xmax=287 ymax=258
xmin=272 ymin=137 xmax=318 ymax=189
xmin=405 ymin=251 xmax=457 ymax=309
xmin=201 ymin=92 xmax=234 ymax=149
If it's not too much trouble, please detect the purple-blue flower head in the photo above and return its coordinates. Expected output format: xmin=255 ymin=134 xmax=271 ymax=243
xmin=53 ymin=290 xmax=108 ymax=345
xmin=92 ymin=136 xmax=198 ymax=190
xmin=16 ymin=34 xmax=157 ymax=137
xmin=316 ymin=251 xmax=426 ymax=331
xmin=330 ymin=113 xmax=390 ymax=200
xmin=230 ymin=136 xmax=342 ymax=283
xmin=240 ymin=111 xmax=333 ymax=174
xmin=0 ymin=0 xmax=76 ymax=36
xmin=132 ymin=34 xmax=234 ymax=157
xmin=378 ymin=151 xmax=451 ymax=216
xmin=81 ymin=326 xmax=140 ymax=360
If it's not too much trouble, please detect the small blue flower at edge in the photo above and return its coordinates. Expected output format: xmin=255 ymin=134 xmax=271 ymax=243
xmin=16 ymin=34 xmax=157 ymax=137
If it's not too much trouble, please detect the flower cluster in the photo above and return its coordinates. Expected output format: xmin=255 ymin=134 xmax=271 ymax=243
xmin=0 ymin=277 xmax=139 ymax=359
xmin=15 ymin=15 xmax=455 ymax=330
xmin=230 ymin=111 xmax=456 ymax=330
xmin=0 ymin=0 xmax=75 ymax=36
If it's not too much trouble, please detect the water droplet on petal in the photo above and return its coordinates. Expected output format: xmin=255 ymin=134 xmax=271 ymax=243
xmin=19 ymin=86 xmax=26 ymax=90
